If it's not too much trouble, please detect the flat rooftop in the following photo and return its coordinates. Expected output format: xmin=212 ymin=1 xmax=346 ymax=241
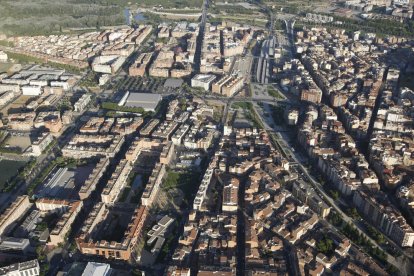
xmin=37 ymin=167 xmax=75 ymax=198
xmin=192 ymin=74 xmax=216 ymax=83
xmin=124 ymin=93 xmax=162 ymax=111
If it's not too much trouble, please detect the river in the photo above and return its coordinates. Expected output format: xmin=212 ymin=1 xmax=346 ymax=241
xmin=124 ymin=8 xmax=146 ymax=25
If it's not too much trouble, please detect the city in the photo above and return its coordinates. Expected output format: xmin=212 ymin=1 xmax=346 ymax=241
xmin=0 ymin=0 xmax=413 ymax=275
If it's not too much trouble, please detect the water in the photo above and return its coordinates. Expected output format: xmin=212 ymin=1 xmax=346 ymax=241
xmin=124 ymin=8 xmax=146 ymax=25
xmin=0 ymin=159 xmax=26 ymax=189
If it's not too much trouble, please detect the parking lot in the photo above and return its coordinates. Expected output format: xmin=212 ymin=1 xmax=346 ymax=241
xmin=108 ymin=76 xmax=165 ymax=94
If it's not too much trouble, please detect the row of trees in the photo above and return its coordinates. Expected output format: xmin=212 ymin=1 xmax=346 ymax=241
xmin=297 ymin=14 xmax=414 ymax=38
xmin=101 ymin=101 xmax=150 ymax=115
xmin=5 ymin=51 xmax=84 ymax=74
xmin=328 ymin=212 xmax=388 ymax=264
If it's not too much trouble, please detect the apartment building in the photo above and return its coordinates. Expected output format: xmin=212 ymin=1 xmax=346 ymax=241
xmin=0 ymin=196 xmax=31 ymax=236
xmin=222 ymin=177 xmax=240 ymax=212
xmin=353 ymin=189 xmax=414 ymax=247
xmin=35 ymin=198 xmax=82 ymax=246
xmin=79 ymin=158 xmax=110 ymax=200
xmin=141 ymin=164 xmax=166 ymax=207
xmin=212 ymin=75 xmax=244 ymax=97
xmin=140 ymin=119 xmax=160 ymax=137
xmin=32 ymin=132 xmax=54 ymax=156
xmin=62 ymin=134 xmax=124 ymax=159
xmin=129 ymin=52 xmax=153 ymax=76
xmin=292 ymin=180 xmax=331 ymax=218
xmin=74 ymin=93 xmax=92 ymax=113
xmin=101 ymin=159 xmax=132 ymax=204
xmin=76 ymin=206 xmax=148 ymax=261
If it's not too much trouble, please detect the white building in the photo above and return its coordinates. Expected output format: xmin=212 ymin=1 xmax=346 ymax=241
xmin=92 ymin=55 xmax=126 ymax=74
xmin=191 ymin=74 xmax=217 ymax=91
xmin=0 ymin=260 xmax=40 ymax=276
xmin=120 ymin=92 xmax=162 ymax=112
xmin=0 ymin=237 xmax=30 ymax=253
xmin=285 ymin=108 xmax=299 ymax=125
xmin=81 ymin=262 xmax=111 ymax=276
xmin=0 ymin=91 xmax=15 ymax=106
xmin=99 ymin=74 xmax=111 ymax=86
xmin=32 ymin=132 xmax=54 ymax=156
xmin=22 ymin=85 xmax=42 ymax=96
xmin=0 ymin=51 xmax=8 ymax=62
xmin=74 ymin=94 xmax=92 ymax=112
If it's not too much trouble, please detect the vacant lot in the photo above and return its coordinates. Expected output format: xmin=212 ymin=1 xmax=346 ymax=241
xmin=0 ymin=62 xmax=13 ymax=73
xmin=1 ymin=95 xmax=31 ymax=115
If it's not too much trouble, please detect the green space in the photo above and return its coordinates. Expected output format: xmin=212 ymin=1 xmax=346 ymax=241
xmin=345 ymin=207 xmax=360 ymax=219
xmin=0 ymin=159 xmax=26 ymax=190
xmin=316 ymin=235 xmax=334 ymax=256
xmin=364 ymin=223 xmax=386 ymax=245
xmin=162 ymin=169 xmax=199 ymax=205
xmin=0 ymin=62 xmax=13 ymax=73
xmin=108 ymin=76 xmax=164 ymax=94
xmin=211 ymin=4 xmax=255 ymax=15
xmin=268 ymin=85 xmax=284 ymax=99
xmin=268 ymin=0 xmax=328 ymax=14
xmin=232 ymin=102 xmax=253 ymax=109
xmin=1 ymin=158 xmax=35 ymax=193
xmin=4 ymin=51 xmax=42 ymax=64
xmin=0 ymin=137 xmax=24 ymax=154
xmin=0 ymin=0 xmax=207 ymax=35
xmin=0 ymin=40 xmax=14 ymax=47
xmin=155 ymin=37 xmax=169 ymax=44
xmin=328 ymin=189 xmax=339 ymax=200
xmin=119 ymin=187 xmax=131 ymax=202
xmin=296 ymin=14 xmax=414 ymax=38
xmin=328 ymin=212 xmax=392 ymax=268
xmin=271 ymin=105 xmax=285 ymax=125
xmin=161 ymin=9 xmax=202 ymax=14
xmin=0 ymin=0 xmax=127 ymax=36
xmin=400 ymin=72 xmax=414 ymax=91
xmin=232 ymin=101 xmax=264 ymax=129
xmin=57 ymin=96 xmax=73 ymax=112
xmin=137 ymin=0 xmax=203 ymax=8
xmin=210 ymin=16 xmax=267 ymax=28
xmin=78 ymin=71 xmax=99 ymax=88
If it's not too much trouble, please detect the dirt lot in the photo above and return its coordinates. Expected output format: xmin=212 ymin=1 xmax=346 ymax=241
xmin=1 ymin=95 xmax=32 ymax=115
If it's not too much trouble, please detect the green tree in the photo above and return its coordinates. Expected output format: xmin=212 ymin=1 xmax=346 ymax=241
xmin=316 ymin=236 xmax=334 ymax=255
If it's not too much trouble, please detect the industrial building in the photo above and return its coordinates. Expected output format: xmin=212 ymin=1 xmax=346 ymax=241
xmin=118 ymin=92 xmax=162 ymax=112
xmin=36 ymin=167 xmax=75 ymax=199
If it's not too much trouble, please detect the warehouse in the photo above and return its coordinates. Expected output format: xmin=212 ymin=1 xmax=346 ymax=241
xmin=119 ymin=91 xmax=162 ymax=111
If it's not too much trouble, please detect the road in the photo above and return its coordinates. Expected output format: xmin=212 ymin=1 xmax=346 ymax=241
xmin=193 ymin=0 xmax=209 ymax=73
xmin=249 ymin=100 xmax=414 ymax=274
